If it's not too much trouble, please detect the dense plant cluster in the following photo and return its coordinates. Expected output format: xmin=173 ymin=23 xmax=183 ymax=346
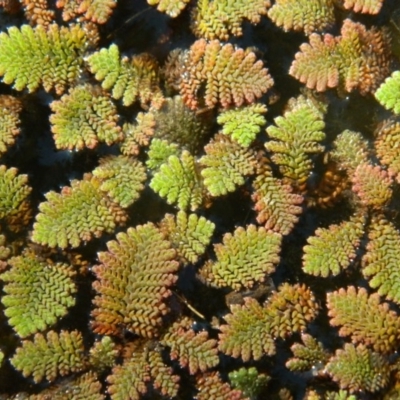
xmin=0 ymin=0 xmax=400 ymax=398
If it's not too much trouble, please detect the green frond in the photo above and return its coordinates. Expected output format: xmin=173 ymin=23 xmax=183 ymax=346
xmin=219 ymin=284 xmax=318 ymax=361
xmin=50 ymin=84 xmax=122 ymax=150
xmin=150 ymin=150 xmax=204 ymax=211
xmin=201 ymin=224 xmax=281 ymax=290
xmin=218 ymin=297 xmax=276 ymax=361
xmin=266 ymin=95 xmax=326 ymax=189
xmin=160 ymin=211 xmax=215 ymax=263
xmin=330 ymin=129 xmax=370 ymax=175
xmin=152 ymin=95 xmax=212 ymax=152
xmin=217 ymin=103 xmax=267 ymax=147
xmin=107 ymin=347 xmax=150 ymax=400
xmin=302 ymin=214 xmax=365 ymax=277
xmin=268 ymin=0 xmax=335 ymax=35
xmin=1 ymin=253 xmax=76 ymax=338
xmin=120 ymin=111 xmax=156 ymax=156
xmin=375 ymin=120 xmax=400 ymax=181
xmin=11 ymin=330 xmax=86 ymax=383
xmin=327 ymin=286 xmax=400 ymax=352
xmin=161 ymin=317 xmax=219 ymax=374
xmin=0 ymin=24 xmax=86 ymax=94
xmin=200 ymin=134 xmax=257 ymax=197
xmin=252 ymin=173 xmax=303 ymax=235
xmin=0 ymin=95 xmax=22 ymax=155
xmin=181 ymin=39 xmax=273 ymax=109
xmin=352 ymin=163 xmax=392 ymax=209
xmin=92 ymin=223 xmax=179 ymax=337
xmin=326 ymin=343 xmax=390 ymax=393
xmin=289 ymin=19 xmax=391 ymax=95
xmin=375 ymin=71 xmax=400 ymax=113
xmin=229 ymin=367 xmax=270 ymax=399
xmin=89 ymin=336 xmax=119 ymax=372
xmin=342 ymin=0 xmax=384 ymax=14
xmin=192 ymin=0 xmax=270 ymax=40
xmin=362 ymin=217 xmax=400 ymax=304
xmin=87 ymin=44 xmax=163 ymax=108
xmin=92 ymin=155 xmax=146 ymax=208
xmin=286 ymin=333 xmax=330 ymax=372
xmin=32 ymin=174 xmax=126 ymax=249
xmin=196 ymin=372 xmax=246 ymax=400
xmin=146 ymin=138 xmax=180 ymax=171
xmin=0 ymin=165 xmax=31 ymax=229
xmin=147 ymin=0 xmax=190 ymax=17
xmin=107 ymin=343 xmax=179 ymax=400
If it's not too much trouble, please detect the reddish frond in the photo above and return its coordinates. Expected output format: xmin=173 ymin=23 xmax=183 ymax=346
xmin=352 ymin=163 xmax=393 ymax=209
xmin=92 ymin=223 xmax=179 ymax=337
xmin=290 ymin=19 xmax=391 ymax=95
xmin=252 ymin=173 xmax=303 ymax=235
xmin=161 ymin=317 xmax=219 ymax=374
xmin=181 ymin=39 xmax=273 ymax=110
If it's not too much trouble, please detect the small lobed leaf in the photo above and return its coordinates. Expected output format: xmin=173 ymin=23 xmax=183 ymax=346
xmin=217 ymin=103 xmax=267 ymax=147
xmin=50 ymin=84 xmax=123 ymax=150
xmin=196 ymin=371 xmax=246 ymax=400
xmin=160 ymin=211 xmax=215 ymax=264
xmin=87 ymin=44 xmax=163 ymax=108
xmin=362 ymin=217 xmax=400 ymax=305
xmin=302 ymin=214 xmax=365 ymax=277
xmin=286 ymin=333 xmax=331 ymax=372
xmin=327 ymin=286 xmax=400 ymax=353
xmin=32 ymin=175 xmax=126 ymax=249
xmin=0 ymin=165 xmax=32 ymax=229
xmin=326 ymin=343 xmax=390 ymax=393
xmin=375 ymin=120 xmax=400 ymax=182
xmin=352 ymin=163 xmax=393 ymax=209
xmin=11 ymin=330 xmax=86 ymax=383
xmin=93 ymin=155 xmax=146 ymax=208
xmin=0 ymin=95 xmax=22 ymax=155
xmin=375 ymin=71 xmax=400 ymax=114
xmin=290 ymin=19 xmax=391 ymax=95
xmin=1 ymin=253 xmax=76 ymax=338
xmin=268 ymin=0 xmax=335 ymax=35
xmin=161 ymin=317 xmax=219 ymax=374
xmin=218 ymin=297 xmax=276 ymax=361
xmin=200 ymin=134 xmax=257 ymax=197
xmin=0 ymin=24 xmax=87 ymax=94
xmin=150 ymin=150 xmax=204 ymax=211
xmin=330 ymin=129 xmax=370 ymax=175
xmin=265 ymin=95 xmax=326 ymax=190
xmin=121 ymin=111 xmax=156 ymax=156
xmin=92 ymin=223 xmax=179 ymax=337
xmin=107 ymin=342 xmax=179 ymax=400
xmin=201 ymin=224 xmax=282 ymax=290
xmin=192 ymin=0 xmax=270 ymax=41
xmin=252 ymin=173 xmax=303 ymax=235
xmin=181 ymin=39 xmax=273 ymax=109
